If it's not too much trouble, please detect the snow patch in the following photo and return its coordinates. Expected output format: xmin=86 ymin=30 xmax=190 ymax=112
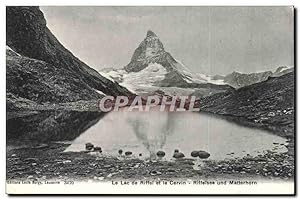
xmin=6 ymin=45 xmax=21 ymax=56
xmin=103 ymin=60 xmax=227 ymax=95
xmin=94 ymin=89 xmax=106 ymax=96
xmin=195 ymin=73 xmax=226 ymax=85
xmin=182 ymin=71 xmax=225 ymax=85
xmin=118 ymin=82 xmax=137 ymax=94
xmin=173 ymin=58 xmax=225 ymax=85
xmin=107 ymin=69 xmax=127 ymax=81
xmin=122 ymin=63 xmax=167 ymax=88
xmin=99 ymin=69 xmax=138 ymax=94
xmin=105 ymin=63 xmax=167 ymax=94
xmin=277 ymin=66 xmax=294 ymax=73
xmin=98 ymin=71 xmax=116 ymax=82
xmin=174 ymin=59 xmax=193 ymax=73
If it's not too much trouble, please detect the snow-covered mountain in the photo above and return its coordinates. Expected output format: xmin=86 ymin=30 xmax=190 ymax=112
xmin=102 ymin=30 xmax=231 ymax=96
xmin=272 ymin=66 xmax=294 ymax=77
xmin=101 ymin=30 xmax=293 ymax=96
xmin=211 ymin=66 xmax=294 ymax=88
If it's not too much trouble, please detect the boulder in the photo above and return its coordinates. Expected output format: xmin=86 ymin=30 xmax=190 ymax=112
xmin=93 ymin=146 xmax=102 ymax=152
xmin=125 ymin=151 xmax=132 ymax=156
xmin=191 ymin=151 xmax=199 ymax=157
xmin=118 ymin=149 xmax=123 ymax=155
xmin=173 ymin=152 xmax=185 ymax=159
xmin=156 ymin=151 xmax=165 ymax=158
xmin=85 ymin=143 xmax=94 ymax=151
xmin=198 ymin=151 xmax=210 ymax=159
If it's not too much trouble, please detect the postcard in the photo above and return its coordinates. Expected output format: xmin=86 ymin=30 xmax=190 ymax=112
xmin=6 ymin=6 xmax=295 ymax=195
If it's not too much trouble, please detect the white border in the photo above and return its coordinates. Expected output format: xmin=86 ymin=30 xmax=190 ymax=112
xmin=1 ymin=0 xmax=298 ymax=6
xmin=1 ymin=0 xmax=298 ymax=199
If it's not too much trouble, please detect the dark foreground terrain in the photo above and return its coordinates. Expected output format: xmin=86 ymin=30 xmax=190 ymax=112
xmin=6 ymin=132 xmax=294 ymax=182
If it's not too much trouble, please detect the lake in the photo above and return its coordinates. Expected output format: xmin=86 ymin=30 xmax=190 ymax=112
xmin=65 ymin=108 xmax=288 ymax=161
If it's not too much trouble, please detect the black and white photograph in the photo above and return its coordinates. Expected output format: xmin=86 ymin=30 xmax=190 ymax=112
xmin=5 ymin=5 xmax=295 ymax=195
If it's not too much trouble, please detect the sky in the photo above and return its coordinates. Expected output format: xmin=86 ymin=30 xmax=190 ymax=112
xmin=41 ymin=6 xmax=294 ymax=75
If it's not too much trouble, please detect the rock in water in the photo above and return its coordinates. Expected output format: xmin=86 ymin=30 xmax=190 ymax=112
xmin=85 ymin=143 xmax=94 ymax=151
xmin=156 ymin=151 xmax=165 ymax=158
xmin=118 ymin=149 xmax=123 ymax=155
xmin=198 ymin=151 xmax=210 ymax=159
xmin=125 ymin=151 xmax=132 ymax=156
xmin=173 ymin=152 xmax=185 ymax=159
xmin=191 ymin=151 xmax=199 ymax=157
xmin=93 ymin=146 xmax=102 ymax=152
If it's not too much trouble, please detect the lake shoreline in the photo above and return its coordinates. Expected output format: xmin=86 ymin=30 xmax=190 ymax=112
xmin=6 ymin=104 xmax=294 ymax=182
xmin=7 ymin=140 xmax=294 ymax=181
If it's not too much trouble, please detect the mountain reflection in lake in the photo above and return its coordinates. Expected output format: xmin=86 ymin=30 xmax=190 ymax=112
xmin=65 ymin=107 xmax=288 ymax=160
xmin=7 ymin=110 xmax=104 ymax=145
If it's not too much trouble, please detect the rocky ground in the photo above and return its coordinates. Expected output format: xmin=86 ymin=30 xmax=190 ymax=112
xmin=6 ymin=141 xmax=294 ymax=182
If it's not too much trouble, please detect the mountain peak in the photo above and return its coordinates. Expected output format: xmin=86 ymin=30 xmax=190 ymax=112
xmin=124 ymin=30 xmax=166 ymax=72
xmin=146 ymin=30 xmax=157 ymax=37
xmin=125 ymin=30 xmax=192 ymax=76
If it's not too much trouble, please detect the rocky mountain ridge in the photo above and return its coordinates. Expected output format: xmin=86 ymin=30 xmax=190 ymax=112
xmin=6 ymin=6 xmax=131 ymax=109
xmin=124 ymin=30 xmax=203 ymax=87
xmin=200 ymin=71 xmax=294 ymax=139
xmin=212 ymin=66 xmax=294 ymax=88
